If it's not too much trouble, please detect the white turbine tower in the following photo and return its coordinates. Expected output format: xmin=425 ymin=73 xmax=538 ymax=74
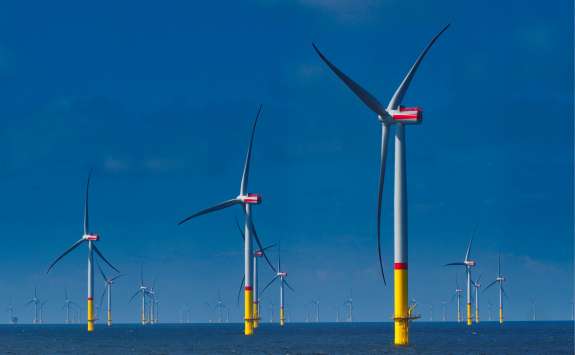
xmin=472 ymin=274 xmax=482 ymax=323
xmin=313 ymin=24 xmax=449 ymax=345
xmin=46 ymin=172 xmax=119 ymax=332
xmin=26 ymin=287 xmax=40 ymax=324
xmin=129 ymin=265 xmax=148 ymax=325
xmin=178 ymin=105 xmax=275 ymax=336
xmin=445 ymin=231 xmax=477 ymax=326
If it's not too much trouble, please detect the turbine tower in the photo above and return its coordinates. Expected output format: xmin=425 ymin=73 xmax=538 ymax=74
xmin=178 ymin=105 xmax=275 ymax=336
xmin=97 ymin=261 xmax=123 ymax=327
xmin=260 ymin=242 xmax=294 ymax=327
xmin=129 ymin=265 xmax=148 ymax=325
xmin=46 ymin=172 xmax=120 ymax=332
xmin=451 ymin=275 xmax=464 ymax=323
xmin=484 ymin=253 xmax=507 ymax=324
xmin=344 ymin=290 xmax=353 ymax=322
xmin=445 ymin=230 xmax=477 ymax=326
xmin=313 ymin=24 xmax=449 ymax=345
xmin=63 ymin=289 xmax=79 ymax=324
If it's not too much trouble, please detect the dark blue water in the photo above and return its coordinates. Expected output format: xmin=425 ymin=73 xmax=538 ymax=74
xmin=0 ymin=322 xmax=572 ymax=354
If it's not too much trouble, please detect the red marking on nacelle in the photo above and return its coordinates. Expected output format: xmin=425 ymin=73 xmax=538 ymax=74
xmin=394 ymin=262 xmax=408 ymax=270
xmin=85 ymin=234 xmax=100 ymax=241
xmin=278 ymin=272 xmax=287 ymax=277
xmin=254 ymin=251 xmax=263 ymax=257
xmin=392 ymin=106 xmax=423 ymax=123
xmin=244 ymin=193 xmax=262 ymax=204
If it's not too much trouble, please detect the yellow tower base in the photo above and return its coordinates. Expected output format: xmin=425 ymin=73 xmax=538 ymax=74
xmin=244 ymin=287 xmax=254 ymax=335
xmin=475 ymin=308 xmax=479 ymax=323
xmin=280 ymin=307 xmax=285 ymax=326
xmin=107 ymin=310 xmax=112 ymax=327
xmin=393 ymin=266 xmax=408 ymax=346
xmin=87 ymin=298 xmax=94 ymax=332
xmin=499 ymin=306 xmax=503 ymax=324
xmin=253 ymin=302 xmax=259 ymax=328
xmin=466 ymin=303 xmax=472 ymax=326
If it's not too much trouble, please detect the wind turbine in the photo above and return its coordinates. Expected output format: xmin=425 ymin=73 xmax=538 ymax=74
xmin=26 ymin=287 xmax=40 ymax=324
xmin=472 ymin=274 xmax=482 ymax=323
xmin=39 ymin=300 xmax=48 ymax=324
xmin=129 ymin=265 xmax=149 ymax=325
xmin=63 ymin=289 xmax=79 ymax=324
xmin=484 ymin=253 xmax=507 ymax=324
xmin=97 ymin=261 xmax=123 ymax=327
xmin=178 ymin=105 xmax=275 ymax=336
xmin=311 ymin=300 xmax=320 ymax=323
xmin=445 ymin=232 xmax=477 ymax=326
xmin=440 ymin=301 xmax=447 ymax=321
xmin=313 ymin=24 xmax=449 ymax=345
xmin=233 ymin=217 xmax=276 ymax=329
xmin=7 ymin=298 xmax=17 ymax=324
xmin=260 ymin=242 xmax=295 ymax=327
xmin=450 ymin=275 xmax=464 ymax=323
xmin=46 ymin=172 xmax=120 ymax=332
xmin=344 ymin=289 xmax=353 ymax=322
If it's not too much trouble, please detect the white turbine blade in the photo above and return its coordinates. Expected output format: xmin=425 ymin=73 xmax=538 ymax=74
xmin=234 ymin=216 xmax=245 ymax=241
xmin=240 ymin=105 xmax=263 ymax=196
xmin=312 ymin=43 xmax=387 ymax=118
xmin=236 ymin=276 xmax=245 ymax=306
xmin=93 ymin=244 xmax=120 ymax=273
xmin=259 ymin=275 xmax=280 ymax=296
xmin=464 ymin=237 xmax=473 ymax=262
xmin=98 ymin=286 xmax=107 ymax=313
xmin=178 ymin=198 xmax=241 ymax=225
xmin=110 ymin=274 xmax=124 ymax=282
xmin=444 ymin=262 xmax=465 ymax=266
xmin=95 ymin=259 xmax=108 ymax=282
xmin=128 ymin=290 xmax=140 ymax=303
xmin=376 ymin=123 xmax=390 ymax=285
xmin=46 ymin=238 xmax=86 ymax=273
xmin=483 ymin=280 xmax=497 ymax=293
xmin=498 ymin=253 xmax=501 ymax=276
xmin=83 ymin=170 xmax=93 ymax=235
xmin=387 ymin=24 xmax=450 ymax=110
xmin=284 ymin=279 xmax=295 ymax=293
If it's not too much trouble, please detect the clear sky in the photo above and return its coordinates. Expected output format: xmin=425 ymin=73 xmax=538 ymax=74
xmin=0 ymin=0 xmax=572 ymax=323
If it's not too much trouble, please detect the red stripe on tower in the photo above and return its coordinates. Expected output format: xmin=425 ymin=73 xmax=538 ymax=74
xmin=394 ymin=263 xmax=408 ymax=270
xmin=244 ymin=286 xmax=253 ymax=291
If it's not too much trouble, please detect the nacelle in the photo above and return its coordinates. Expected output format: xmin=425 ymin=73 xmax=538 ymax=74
xmin=254 ymin=250 xmax=263 ymax=257
xmin=465 ymin=260 xmax=476 ymax=267
xmin=83 ymin=234 xmax=100 ymax=241
xmin=277 ymin=272 xmax=287 ymax=277
xmin=497 ymin=276 xmax=505 ymax=282
xmin=239 ymin=193 xmax=262 ymax=205
xmin=390 ymin=106 xmax=423 ymax=124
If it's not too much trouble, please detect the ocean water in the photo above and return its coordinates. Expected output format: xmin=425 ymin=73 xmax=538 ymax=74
xmin=0 ymin=322 xmax=572 ymax=354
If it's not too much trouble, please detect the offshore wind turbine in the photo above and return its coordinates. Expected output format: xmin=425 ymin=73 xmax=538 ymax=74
xmin=445 ymin=233 xmax=477 ymax=326
xmin=260 ymin=243 xmax=294 ymax=327
xmin=46 ymin=172 xmax=120 ymax=332
xmin=484 ymin=253 xmax=507 ymax=324
xmin=313 ymin=24 xmax=449 ymax=345
xmin=234 ymin=217 xmax=276 ymax=329
xmin=97 ymin=261 xmax=123 ymax=327
xmin=63 ymin=289 xmax=79 ymax=324
xmin=39 ymin=300 xmax=48 ymax=324
xmin=129 ymin=265 xmax=149 ymax=325
xmin=451 ymin=275 xmax=464 ymax=323
xmin=26 ymin=288 xmax=40 ymax=324
xmin=344 ymin=290 xmax=353 ymax=322
xmin=178 ymin=105 xmax=274 ymax=336
xmin=472 ymin=274 xmax=482 ymax=323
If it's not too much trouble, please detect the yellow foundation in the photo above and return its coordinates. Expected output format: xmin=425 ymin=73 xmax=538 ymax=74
xmin=87 ymin=298 xmax=94 ymax=332
xmin=253 ymin=302 xmax=259 ymax=328
xmin=244 ymin=288 xmax=254 ymax=335
xmin=466 ymin=303 xmax=472 ymax=326
xmin=475 ymin=306 xmax=479 ymax=323
xmin=394 ymin=268 xmax=408 ymax=346
xmin=499 ymin=306 xmax=503 ymax=324
xmin=107 ymin=310 xmax=112 ymax=327
xmin=280 ymin=307 xmax=285 ymax=326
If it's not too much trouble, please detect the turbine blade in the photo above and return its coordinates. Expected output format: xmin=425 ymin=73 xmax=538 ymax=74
xmin=244 ymin=209 xmax=277 ymax=273
xmin=498 ymin=252 xmax=501 ymax=276
xmin=444 ymin=262 xmax=466 ymax=266
xmin=376 ymin=123 xmax=390 ymax=285
xmin=46 ymin=238 xmax=86 ymax=273
xmin=312 ymin=43 xmax=387 ymax=118
xmin=110 ymin=274 xmax=124 ymax=282
xmin=99 ymin=286 xmax=107 ymax=313
xmin=236 ymin=276 xmax=245 ymax=306
xmin=483 ymin=280 xmax=497 ymax=293
xmin=260 ymin=243 xmax=277 ymax=253
xmin=260 ymin=275 xmax=280 ymax=297
xmin=92 ymin=244 xmax=120 ymax=273
xmin=95 ymin=259 xmax=108 ymax=282
xmin=278 ymin=241 xmax=281 ymax=271
xmin=128 ymin=290 xmax=140 ymax=303
xmin=387 ymin=24 xmax=450 ymax=110
xmin=502 ymin=287 xmax=509 ymax=300
xmin=465 ymin=226 xmax=477 ymax=261
xmin=240 ymin=105 xmax=263 ymax=196
xmin=284 ymin=279 xmax=295 ymax=293
xmin=234 ymin=216 xmax=245 ymax=241
xmin=178 ymin=198 xmax=241 ymax=225
xmin=83 ymin=170 xmax=93 ymax=235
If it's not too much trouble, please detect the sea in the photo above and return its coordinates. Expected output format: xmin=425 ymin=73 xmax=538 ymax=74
xmin=0 ymin=322 xmax=572 ymax=354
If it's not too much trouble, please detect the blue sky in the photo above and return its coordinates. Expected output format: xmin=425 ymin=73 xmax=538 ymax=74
xmin=0 ymin=0 xmax=572 ymax=323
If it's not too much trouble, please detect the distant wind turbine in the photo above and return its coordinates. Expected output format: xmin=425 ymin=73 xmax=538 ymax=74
xmin=260 ymin=242 xmax=294 ymax=327
xmin=46 ymin=172 xmax=120 ymax=332
xmin=472 ymin=274 xmax=482 ymax=323
xmin=97 ymin=261 xmax=123 ymax=327
xmin=129 ymin=265 xmax=149 ymax=325
xmin=484 ymin=253 xmax=507 ymax=324
xmin=26 ymin=287 xmax=40 ymax=324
